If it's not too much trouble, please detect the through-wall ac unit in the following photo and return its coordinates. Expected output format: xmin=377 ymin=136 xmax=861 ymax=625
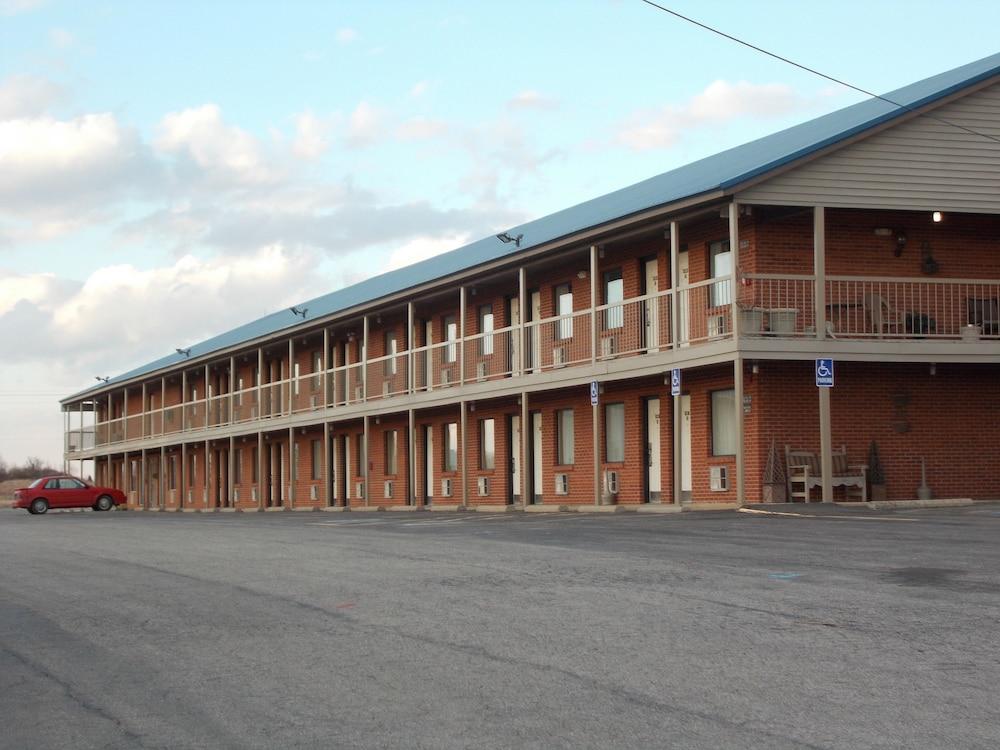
xmin=310 ymin=394 xmax=320 ymax=409
xmin=384 ymin=480 xmax=393 ymax=498
xmin=555 ymin=473 xmax=569 ymax=495
xmin=477 ymin=477 xmax=490 ymax=497
xmin=552 ymin=346 xmax=566 ymax=367
xmin=233 ymin=488 xmax=239 ymax=502
xmin=310 ymin=485 xmax=319 ymax=501
xmin=441 ymin=478 xmax=453 ymax=497
xmin=600 ymin=336 xmax=618 ymax=358
xmin=382 ymin=381 xmax=390 ymax=397
xmin=440 ymin=369 xmax=452 ymax=386
xmin=708 ymin=314 xmax=728 ymax=338
xmin=186 ymin=489 xmax=193 ymax=503
xmin=709 ymin=466 xmax=729 ymax=492
xmin=354 ymin=385 xmax=364 ymax=402
xmin=251 ymin=487 xmax=259 ymax=502
xmin=250 ymin=405 xmax=259 ymax=419
xmin=476 ymin=362 xmax=488 ymax=381
xmin=355 ymin=481 xmax=365 ymax=499
xmin=604 ymin=470 xmax=620 ymax=495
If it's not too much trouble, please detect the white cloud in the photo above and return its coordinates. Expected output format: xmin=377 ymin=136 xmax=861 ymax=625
xmin=292 ymin=110 xmax=332 ymax=159
xmin=345 ymin=100 xmax=382 ymax=148
xmin=155 ymin=103 xmax=277 ymax=185
xmin=395 ymin=116 xmax=448 ymax=142
xmin=0 ymin=0 xmax=46 ymax=15
xmin=48 ymin=27 xmax=74 ymax=49
xmin=617 ymin=79 xmax=807 ymax=151
xmin=335 ymin=27 xmax=358 ymax=44
xmin=410 ymin=80 xmax=430 ymax=98
xmin=506 ymin=90 xmax=558 ymax=111
xmin=386 ymin=233 xmax=470 ymax=271
xmin=0 ymin=74 xmax=66 ymax=119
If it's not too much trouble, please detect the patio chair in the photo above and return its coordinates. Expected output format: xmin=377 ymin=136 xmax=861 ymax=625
xmin=862 ymin=292 xmax=903 ymax=337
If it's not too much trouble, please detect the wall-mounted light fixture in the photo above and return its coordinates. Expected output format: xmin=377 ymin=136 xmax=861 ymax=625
xmin=894 ymin=229 xmax=907 ymax=257
xmin=930 ymin=363 xmax=937 ymax=376
xmin=576 ymin=270 xmax=588 ymax=279
xmin=496 ymin=232 xmax=523 ymax=247
xmin=932 ymin=211 xmax=943 ymax=223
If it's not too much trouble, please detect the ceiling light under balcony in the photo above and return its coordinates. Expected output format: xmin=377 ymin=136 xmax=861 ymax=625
xmin=932 ymin=211 xmax=943 ymax=223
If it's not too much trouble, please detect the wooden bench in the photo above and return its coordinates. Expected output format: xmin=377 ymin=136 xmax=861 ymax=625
xmin=784 ymin=445 xmax=867 ymax=502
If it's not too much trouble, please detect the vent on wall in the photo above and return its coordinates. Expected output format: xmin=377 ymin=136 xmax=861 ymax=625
xmin=384 ymin=480 xmax=394 ymax=498
xmin=476 ymin=362 xmax=488 ymax=381
xmin=233 ymin=488 xmax=239 ymax=502
xmin=708 ymin=314 xmax=728 ymax=338
xmin=251 ymin=487 xmax=259 ymax=502
xmin=477 ymin=477 xmax=490 ymax=497
xmin=441 ymin=478 xmax=453 ymax=497
xmin=554 ymin=473 xmax=569 ymax=495
xmin=552 ymin=346 xmax=566 ymax=368
xmin=355 ymin=481 xmax=365 ymax=499
xmin=600 ymin=336 xmax=618 ymax=359
xmin=709 ymin=466 xmax=729 ymax=492
xmin=309 ymin=485 xmax=319 ymax=501
xmin=604 ymin=470 xmax=620 ymax=495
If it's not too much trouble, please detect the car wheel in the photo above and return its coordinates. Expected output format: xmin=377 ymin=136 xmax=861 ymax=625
xmin=30 ymin=498 xmax=49 ymax=515
xmin=96 ymin=495 xmax=114 ymax=512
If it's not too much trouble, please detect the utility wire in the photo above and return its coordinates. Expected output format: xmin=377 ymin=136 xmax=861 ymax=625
xmin=638 ymin=0 xmax=1000 ymax=145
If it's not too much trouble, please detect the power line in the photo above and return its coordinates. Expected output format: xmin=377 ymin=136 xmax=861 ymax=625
xmin=637 ymin=0 xmax=1000 ymax=145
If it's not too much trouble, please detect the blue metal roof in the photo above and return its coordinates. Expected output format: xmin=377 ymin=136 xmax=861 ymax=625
xmin=67 ymin=52 xmax=1000 ymax=402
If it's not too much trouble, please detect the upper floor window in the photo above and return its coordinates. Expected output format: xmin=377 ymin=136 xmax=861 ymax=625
xmin=444 ymin=315 xmax=458 ymax=363
xmin=478 ymin=304 xmax=494 ymax=356
xmin=603 ymin=268 xmax=623 ymax=330
xmin=710 ymin=240 xmax=732 ymax=308
xmin=384 ymin=331 xmax=398 ymax=376
xmin=555 ymin=284 xmax=573 ymax=340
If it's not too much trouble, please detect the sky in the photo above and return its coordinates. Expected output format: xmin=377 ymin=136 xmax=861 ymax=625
xmin=1 ymin=0 xmax=998 ymax=467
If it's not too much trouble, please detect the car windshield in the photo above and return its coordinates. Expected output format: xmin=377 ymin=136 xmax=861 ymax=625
xmin=29 ymin=478 xmax=47 ymax=488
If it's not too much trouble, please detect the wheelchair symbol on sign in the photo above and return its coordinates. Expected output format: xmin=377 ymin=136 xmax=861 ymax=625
xmin=815 ymin=358 xmax=834 ymax=387
xmin=816 ymin=363 xmax=832 ymax=378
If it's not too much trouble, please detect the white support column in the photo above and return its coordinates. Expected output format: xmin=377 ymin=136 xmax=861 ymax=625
xmin=180 ymin=442 xmax=187 ymax=509
xmin=202 ymin=366 xmax=208 ymax=428
xmin=729 ymin=201 xmax=740 ymax=344
xmin=322 ymin=328 xmax=330 ymax=407
xmin=460 ymin=400 xmax=468 ymax=508
xmin=257 ymin=431 xmax=265 ymax=510
xmin=590 ymin=245 xmax=598 ymax=366
xmin=459 ymin=286 xmax=466 ymax=384
xmin=181 ymin=371 xmax=187 ymax=431
xmin=159 ymin=445 xmax=166 ymax=510
xmin=733 ymin=358 xmax=745 ymax=506
xmin=228 ymin=436 xmax=235 ymax=508
xmin=141 ymin=383 xmax=147 ymax=437
xmin=257 ymin=347 xmax=264 ymax=419
xmin=323 ymin=421 xmax=332 ymax=507
xmin=363 ymin=415 xmax=370 ymax=507
xmin=407 ymin=302 xmax=415 ymax=395
xmin=288 ymin=338 xmax=295 ymax=416
xmin=670 ymin=222 xmax=680 ymax=348
xmin=593 ymin=387 xmax=601 ymax=506
xmin=139 ymin=449 xmax=146 ymax=510
xmin=814 ymin=206 xmax=833 ymax=502
xmin=520 ymin=392 xmax=529 ymax=507
xmin=229 ymin=356 xmax=235 ymax=424
xmin=408 ymin=408 xmax=416 ymax=506
xmin=203 ymin=438 xmax=209 ymax=508
xmin=362 ymin=316 xmax=369 ymax=402
xmin=518 ymin=267 xmax=527 ymax=377
xmin=673 ymin=379 xmax=682 ymax=507
xmin=123 ymin=388 xmax=128 ymax=442
xmin=288 ymin=426 xmax=296 ymax=509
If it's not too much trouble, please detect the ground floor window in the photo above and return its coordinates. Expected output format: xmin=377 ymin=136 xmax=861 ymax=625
xmin=311 ymin=439 xmax=322 ymax=480
xmin=711 ymin=389 xmax=736 ymax=456
xmin=480 ymin=418 xmax=495 ymax=470
xmin=385 ymin=431 xmax=398 ymax=475
xmin=444 ymin=422 xmax=458 ymax=471
xmin=556 ymin=409 xmax=574 ymax=465
xmin=605 ymin=403 xmax=625 ymax=462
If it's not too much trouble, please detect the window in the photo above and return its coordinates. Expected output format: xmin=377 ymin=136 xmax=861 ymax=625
xmin=233 ymin=448 xmax=242 ymax=485
xmin=169 ymin=455 xmax=178 ymax=490
xmin=313 ymin=351 xmax=323 ymax=391
xmin=556 ymin=409 xmax=574 ymax=465
xmin=189 ymin=454 xmax=197 ymax=487
xmin=311 ymin=439 xmax=322 ymax=480
xmin=710 ymin=240 xmax=732 ymax=307
xmin=252 ymin=447 xmax=259 ymax=483
xmin=603 ymin=269 xmax=624 ymax=330
xmin=293 ymin=362 xmax=300 ymax=396
xmin=711 ymin=389 xmax=737 ymax=456
xmin=605 ymin=403 xmax=625 ymax=462
xmin=479 ymin=418 xmax=495 ymax=470
xmin=237 ymin=376 xmax=244 ymax=407
xmin=384 ymin=332 xmax=398 ymax=376
xmin=555 ymin=284 xmax=573 ymax=340
xmin=385 ymin=431 xmax=398 ymax=475
xmin=444 ymin=422 xmax=458 ymax=471
xmin=356 ymin=434 xmax=365 ymax=475
xmin=292 ymin=441 xmax=299 ymax=481
xmin=478 ymin=304 xmax=494 ymax=356
xmin=444 ymin=315 xmax=458 ymax=363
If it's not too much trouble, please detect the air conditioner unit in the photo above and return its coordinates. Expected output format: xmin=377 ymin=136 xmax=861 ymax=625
xmin=440 ymin=369 xmax=452 ymax=386
xmin=355 ymin=481 xmax=365 ymax=499
xmin=710 ymin=466 xmax=729 ymax=492
xmin=600 ymin=336 xmax=618 ymax=359
xmin=309 ymin=485 xmax=318 ymax=501
xmin=604 ymin=470 xmax=620 ymax=495
xmin=233 ymin=488 xmax=239 ymax=502
xmin=354 ymin=385 xmax=364 ymax=402
xmin=552 ymin=346 xmax=566 ymax=367
xmin=251 ymin=486 xmax=259 ymax=502
xmin=187 ymin=489 xmax=193 ymax=503
xmin=250 ymin=405 xmax=259 ymax=419
xmin=310 ymin=394 xmax=320 ymax=409
xmin=382 ymin=381 xmax=390 ymax=397
xmin=441 ymin=478 xmax=453 ymax=497
xmin=555 ymin=473 xmax=569 ymax=495
xmin=477 ymin=477 xmax=490 ymax=496
xmin=476 ymin=362 xmax=488 ymax=381
xmin=708 ymin=314 xmax=728 ymax=338
xmin=384 ymin=480 xmax=393 ymax=498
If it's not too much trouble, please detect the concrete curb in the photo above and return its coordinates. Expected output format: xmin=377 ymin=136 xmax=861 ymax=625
xmin=524 ymin=505 xmax=567 ymax=513
xmin=636 ymin=504 xmax=683 ymax=514
xmin=684 ymin=502 xmax=740 ymax=512
xmin=866 ymin=498 xmax=974 ymax=510
xmin=350 ymin=506 xmax=384 ymax=512
xmin=386 ymin=505 xmax=420 ymax=512
xmin=567 ymin=504 xmax=628 ymax=513
xmin=472 ymin=504 xmax=519 ymax=513
xmin=427 ymin=504 xmax=462 ymax=512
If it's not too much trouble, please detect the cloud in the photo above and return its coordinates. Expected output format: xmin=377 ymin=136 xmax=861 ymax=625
xmin=0 ymin=0 xmax=46 ymax=15
xmin=155 ymin=104 xmax=278 ymax=185
xmin=395 ymin=116 xmax=448 ymax=142
xmin=506 ymin=90 xmax=558 ymax=111
xmin=410 ymin=80 xmax=430 ymax=98
xmin=292 ymin=110 xmax=332 ymax=159
xmin=616 ymin=79 xmax=808 ymax=151
xmin=0 ymin=74 xmax=66 ymax=119
xmin=345 ymin=100 xmax=382 ymax=148
xmin=386 ymin=233 xmax=471 ymax=271
xmin=335 ymin=27 xmax=357 ymax=44
xmin=48 ymin=27 xmax=74 ymax=49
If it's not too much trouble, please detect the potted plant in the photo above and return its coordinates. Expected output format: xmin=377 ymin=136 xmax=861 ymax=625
xmin=762 ymin=439 xmax=786 ymax=502
xmin=868 ymin=440 xmax=886 ymax=501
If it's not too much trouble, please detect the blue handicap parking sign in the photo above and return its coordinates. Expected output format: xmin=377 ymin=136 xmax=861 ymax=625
xmin=670 ymin=369 xmax=681 ymax=396
xmin=590 ymin=380 xmax=599 ymax=406
xmin=816 ymin=359 xmax=834 ymax=387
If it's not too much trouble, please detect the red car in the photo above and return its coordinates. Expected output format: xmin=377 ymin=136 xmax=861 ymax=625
xmin=13 ymin=476 xmax=126 ymax=515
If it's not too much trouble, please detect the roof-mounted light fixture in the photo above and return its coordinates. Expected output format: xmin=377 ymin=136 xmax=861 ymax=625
xmin=290 ymin=306 xmax=308 ymax=318
xmin=176 ymin=347 xmax=192 ymax=357
xmin=95 ymin=376 xmax=110 ymax=383
xmin=496 ymin=232 xmax=523 ymax=247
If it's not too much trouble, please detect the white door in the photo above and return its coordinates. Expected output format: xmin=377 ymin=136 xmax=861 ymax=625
xmin=646 ymin=398 xmax=661 ymax=501
xmin=424 ymin=320 xmax=434 ymax=391
xmin=424 ymin=424 xmax=434 ymax=503
xmin=510 ymin=415 xmax=521 ymax=503
xmin=678 ymin=251 xmax=690 ymax=346
xmin=508 ymin=298 xmax=520 ymax=375
xmin=531 ymin=412 xmax=543 ymax=503
xmin=680 ymin=394 xmax=692 ymax=500
xmin=529 ymin=291 xmax=541 ymax=373
xmin=644 ymin=258 xmax=660 ymax=353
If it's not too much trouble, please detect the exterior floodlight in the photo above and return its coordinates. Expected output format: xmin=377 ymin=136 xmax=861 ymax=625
xmin=176 ymin=347 xmax=192 ymax=357
xmin=496 ymin=232 xmax=523 ymax=247
xmin=95 ymin=376 xmax=110 ymax=383
xmin=290 ymin=306 xmax=308 ymax=318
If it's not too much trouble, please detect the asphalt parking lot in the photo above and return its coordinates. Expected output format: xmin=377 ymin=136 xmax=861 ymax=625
xmin=2 ymin=505 xmax=999 ymax=750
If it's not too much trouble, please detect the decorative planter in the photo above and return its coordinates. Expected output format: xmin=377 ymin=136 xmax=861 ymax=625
xmin=962 ymin=324 xmax=981 ymax=341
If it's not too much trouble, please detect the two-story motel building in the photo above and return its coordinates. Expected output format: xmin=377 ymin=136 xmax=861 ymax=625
xmin=62 ymin=54 xmax=1000 ymax=511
